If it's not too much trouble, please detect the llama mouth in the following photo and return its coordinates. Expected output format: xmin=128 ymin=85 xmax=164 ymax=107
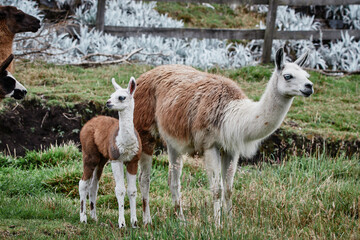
xmin=300 ymin=90 xmax=312 ymax=97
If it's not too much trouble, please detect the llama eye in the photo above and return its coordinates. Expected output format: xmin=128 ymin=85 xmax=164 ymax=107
xmin=283 ymin=74 xmax=293 ymax=81
xmin=118 ymin=96 xmax=126 ymax=101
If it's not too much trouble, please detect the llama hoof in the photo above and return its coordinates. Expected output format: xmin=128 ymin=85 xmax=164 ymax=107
xmin=90 ymin=212 xmax=98 ymax=222
xmin=80 ymin=214 xmax=87 ymax=223
xmin=118 ymin=219 xmax=126 ymax=229
xmin=131 ymin=221 xmax=138 ymax=228
xmin=143 ymin=215 xmax=152 ymax=227
xmin=143 ymin=211 xmax=152 ymax=225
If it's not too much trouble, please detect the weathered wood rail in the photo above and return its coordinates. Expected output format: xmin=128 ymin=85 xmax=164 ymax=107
xmin=95 ymin=0 xmax=360 ymax=63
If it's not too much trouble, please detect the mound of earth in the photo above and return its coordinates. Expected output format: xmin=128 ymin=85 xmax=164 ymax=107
xmin=0 ymin=99 xmax=358 ymax=161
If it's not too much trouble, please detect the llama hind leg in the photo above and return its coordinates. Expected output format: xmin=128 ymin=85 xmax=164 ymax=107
xmin=126 ymin=165 xmax=138 ymax=228
xmin=138 ymin=153 xmax=152 ymax=226
xmin=111 ymin=160 xmax=126 ymax=228
xmin=79 ymin=178 xmax=90 ymax=223
xmin=79 ymin=154 xmax=100 ymax=223
xmin=88 ymin=166 xmax=99 ymax=221
xmin=88 ymin=161 xmax=106 ymax=222
xmin=221 ymin=152 xmax=239 ymax=217
xmin=167 ymin=144 xmax=184 ymax=220
xmin=204 ymin=147 xmax=223 ymax=226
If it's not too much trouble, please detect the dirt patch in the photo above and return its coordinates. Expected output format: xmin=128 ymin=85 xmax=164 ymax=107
xmin=0 ymin=99 xmax=359 ymax=160
xmin=0 ymin=99 xmax=116 ymax=156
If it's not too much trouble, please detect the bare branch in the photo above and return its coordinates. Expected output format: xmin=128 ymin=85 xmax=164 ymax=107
xmin=68 ymin=48 xmax=143 ymax=67
xmin=81 ymin=53 xmax=125 ymax=60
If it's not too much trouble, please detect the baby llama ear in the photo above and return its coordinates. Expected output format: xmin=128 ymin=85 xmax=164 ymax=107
xmin=275 ymin=47 xmax=285 ymax=72
xmin=112 ymin=78 xmax=121 ymax=90
xmin=128 ymin=77 xmax=136 ymax=96
xmin=294 ymin=50 xmax=310 ymax=68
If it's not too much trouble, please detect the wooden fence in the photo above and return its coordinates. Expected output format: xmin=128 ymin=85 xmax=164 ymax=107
xmin=95 ymin=0 xmax=360 ymax=63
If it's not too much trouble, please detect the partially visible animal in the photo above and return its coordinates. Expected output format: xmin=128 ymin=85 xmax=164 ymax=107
xmin=0 ymin=5 xmax=41 ymax=73
xmin=133 ymin=48 xmax=313 ymax=225
xmin=79 ymin=77 xmax=142 ymax=228
xmin=0 ymin=54 xmax=27 ymax=101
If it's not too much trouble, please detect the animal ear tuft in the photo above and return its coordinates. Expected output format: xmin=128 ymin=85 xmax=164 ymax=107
xmin=111 ymin=78 xmax=121 ymax=90
xmin=294 ymin=50 xmax=310 ymax=68
xmin=0 ymin=54 xmax=14 ymax=72
xmin=275 ymin=47 xmax=284 ymax=71
xmin=128 ymin=77 xmax=136 ymax=96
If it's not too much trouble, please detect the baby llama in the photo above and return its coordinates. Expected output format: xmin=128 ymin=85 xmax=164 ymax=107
xmin=79 ymin=77 xmax=141 ymax=228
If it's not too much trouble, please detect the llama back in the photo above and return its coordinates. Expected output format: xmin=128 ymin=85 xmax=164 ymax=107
xmin=134 ymin=65 xmax=248 ymax=152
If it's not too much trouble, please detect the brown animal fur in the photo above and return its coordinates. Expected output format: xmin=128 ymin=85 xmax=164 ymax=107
xmin=80 ymin=116 xmax=142 ymax=181
xmin=134 ymin=64 xmax=247 ymax=155
xmin=0 ymin=5 xmax=40 ymax=73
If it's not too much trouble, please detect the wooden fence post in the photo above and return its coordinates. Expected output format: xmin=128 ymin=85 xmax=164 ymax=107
xmin=96 ymin=0 xmax=106 ymax=32
xmin=262 ymin=0 xmax=278 ymax=64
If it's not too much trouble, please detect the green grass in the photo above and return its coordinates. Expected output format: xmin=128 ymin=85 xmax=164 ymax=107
xmin=155 ymin=2 xmax=265 ymax=29
xmin=0 ymin=144 xmax=359 ymax=239
xmin=4 ymin=61 xmax=358 ymax=141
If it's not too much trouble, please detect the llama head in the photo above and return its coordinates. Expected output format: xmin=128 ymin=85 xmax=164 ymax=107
xmin=0 ymin=6 xmax=41 ymax=34
xmin=275 ymin=48 xmax=314 ymax=98
xmin=0 ymin=54 xmax=27 ymax=100
xmin=106 ymin=77 xmax=136 ymax=111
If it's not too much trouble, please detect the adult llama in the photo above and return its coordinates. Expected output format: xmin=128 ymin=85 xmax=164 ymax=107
xmin=133 ymin=47 xmax=313 ymax=225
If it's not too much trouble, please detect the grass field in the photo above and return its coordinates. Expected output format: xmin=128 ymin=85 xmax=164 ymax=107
xmin=0 ymin=3 xmax=359 ymax=239
xmin=5 ymin=60 xmax=359 ymax=140
xmin=155 ymin=2 xmax=265 ymax=29
xmin=0 ymin=143 xmax=359 ymax=239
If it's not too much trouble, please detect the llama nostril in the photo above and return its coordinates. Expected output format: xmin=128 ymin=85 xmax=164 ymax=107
xmin=305 ymin=83 xmax=313 ymax=89
xmin=106 ymin=101 xmax=113 ymax=108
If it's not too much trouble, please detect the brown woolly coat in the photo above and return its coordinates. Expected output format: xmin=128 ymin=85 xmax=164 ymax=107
xmin=133 ymin=64 xmax=248 ymax=155
xmin=0 ymin=6 xmax=41 ymax=73
xmin=80 ymin=116 xmax=142 ymax=180
xmin=0 ymin=20 xmax=15 ymax=72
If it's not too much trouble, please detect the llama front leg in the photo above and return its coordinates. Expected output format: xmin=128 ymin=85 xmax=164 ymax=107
xmin=138 ymin=153 xmax=152 ymax=226
xmin=111 ymin=161 xmax=126 ymax=228
xmin=167 ymin=144 xmax=184 ymax=220
xmin=221 ymin=152 xmax=239 ymax=217
xmin=79 ymin=178 xmax=90 ymax=223
xmin=126 ymin=168 xmax=138 ymax=228
xmin=204 ymin=147 xmax=223 ymax=226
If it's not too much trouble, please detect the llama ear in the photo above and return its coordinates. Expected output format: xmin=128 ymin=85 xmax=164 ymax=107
xmin=128 ymin=77 xmax=136 ymax=96
xmin=111 ymin=78 xmax=121 ymax=90
xmin=0 ymin=54 xmax=14 ymax=72
xmin=275 ymin=47 xmax=284 ymax=71
xmin=294 ymin=50 xmax=310 ymax=68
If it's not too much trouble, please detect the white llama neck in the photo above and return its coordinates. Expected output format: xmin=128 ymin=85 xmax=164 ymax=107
xmin=117 ymin=107 xmax=136 ymax=143
xmin=246 ymin=72 xmax=293 ymax=141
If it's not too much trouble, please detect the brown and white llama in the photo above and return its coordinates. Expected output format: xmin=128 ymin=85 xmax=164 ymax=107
xmin=133 ymin=48 xmax=313 ymax=225
xmin=0 ymin=5 xmax=41 ymax=73
xmin=0 ymin=54 xmax=27 ymax=101
xmin=79 ymin=77 xmax=141 ymax=228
